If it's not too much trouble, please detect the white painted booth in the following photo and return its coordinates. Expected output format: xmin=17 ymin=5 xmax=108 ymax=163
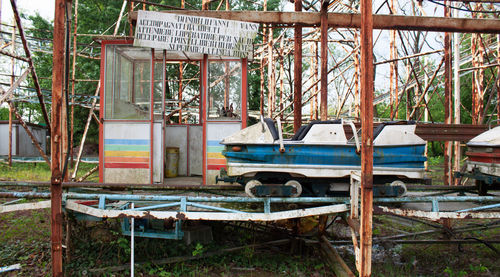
xmin=99 ymin=11 xmax=257 ymax=185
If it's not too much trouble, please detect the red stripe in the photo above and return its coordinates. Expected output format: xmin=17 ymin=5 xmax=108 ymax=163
xmin=467 ymin=151 xmax=500 ymax=163
xmin=207 ymin=165 xmax=226 ymax=170
xmin=105 ymin=163 xmax=149 ymax=169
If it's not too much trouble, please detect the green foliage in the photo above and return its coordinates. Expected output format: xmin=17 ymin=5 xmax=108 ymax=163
xmin=0 ymin=107 xmax=9 ymax=120
xmin=444 ymin=266 xmax=468 ymax=277
xmin=191 ymin=243 xmax=205 ymax=257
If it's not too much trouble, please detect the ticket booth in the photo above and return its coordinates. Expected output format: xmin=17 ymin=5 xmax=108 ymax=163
xmin=99 ymin=41 xmax=249 ymax=185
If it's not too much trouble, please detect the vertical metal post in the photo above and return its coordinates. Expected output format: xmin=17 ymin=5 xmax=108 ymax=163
xmin=424 ymin=72 xmax=429 ymax=170
xmin=497 ymin=31 xmax=500 ymax=121
xmin=498 ymin=32 xmax=500 ymax=120
xmin=8 ymin=14 xmax=16 ymax=166
xmin=179 ymin=62 xmax=184 ymax=123
xmin=310 ymin=42 xmax=317 ymax=120
xmin=360 ymin=0 xmax=374 ymax=276
xmin=0 ymin=1 xmax=2 ymax=41
xmin=267 ymin=24 xmax=274 ymax=118
xmin=130 ymin=203 xmax=135 ymax=277
xmin=260 ymin=0 xmax=267 ymax=116
xmin=444 ymin=1 xmax=452 ymax=186
xmin=129 ymin=1 xmax=134 ymax=36
xmin=202 ymin=0 xmax=209 ymax=10
xmin=51 ymin=0 xmax=66 ymax=275
xmin=70 ymin=0 xmax=79 ymax=166
xmin=453 ymin=4 xmax=461 ymax=185
xmin=279 ymin=36 xmax=284 ymax=120
xmin=8 ymin=103 xmax=12 ymax=166
xmin=389 ymin=0 xmax=396 ymax=119
xmin=320 ymin=1 xmax=328 ymax=121
xmin=293 ymin=0 xmax=302 ymax=132
xmin=354 ymin=31 xmax=360 ymax=119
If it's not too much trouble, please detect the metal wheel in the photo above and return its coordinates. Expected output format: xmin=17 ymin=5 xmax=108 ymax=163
xmin=284 ymin=180 xmax=303 ymax=197
xmin=390 ymin=180 xmax=407 ymax=197
xmin=245 ymin=179 xmax=262 ymax=197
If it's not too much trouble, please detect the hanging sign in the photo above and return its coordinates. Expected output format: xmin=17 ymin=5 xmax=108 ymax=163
xmin=134 ymin=10 xmax=259 ymax=58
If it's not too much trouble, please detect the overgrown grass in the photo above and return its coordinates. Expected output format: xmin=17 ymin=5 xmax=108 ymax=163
xmin=0 ymin=161 xmax=98 ymax=182
xmin=64 ymin=220 xmax=332 ymax=276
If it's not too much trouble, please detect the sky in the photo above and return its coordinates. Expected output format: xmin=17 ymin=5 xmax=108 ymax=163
xmin=1 ymin=0 xmax=55 ymax=24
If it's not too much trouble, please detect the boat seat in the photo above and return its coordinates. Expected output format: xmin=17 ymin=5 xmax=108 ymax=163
xmin=373 ymin=120 xmax=415 ymax=140
xmin=291 ymin=119 xmax=342 ymax=141
xmin=264 ymin=118 xmax=280 ymax=141
xmin=291 ymin=125 xmax=308 ymax=140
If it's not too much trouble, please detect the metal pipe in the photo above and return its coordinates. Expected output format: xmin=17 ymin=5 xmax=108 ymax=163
xmin=130 ymin=202 xmax=134 ymax=277
xmin=453 ymin=3 xmax=461 ymax=185
xmin=50 ymin=0 xmax=66 ymax=274
xmin=455 ymin=203 xmax=500 ymax=212
xmin=444 ymin=1 xmax=453 ymax=186
xmin=326 ymin=239 xmax=500 ymax=246
xmin=0 ymin=191 xmax=499 ymax=204
xmin=320 ymin=1 xmax=328 ymax=121
xmin=360 ymin=0 xmax=374 ymax=275
xmin=293 ymin=0 xmax=302 ymax=132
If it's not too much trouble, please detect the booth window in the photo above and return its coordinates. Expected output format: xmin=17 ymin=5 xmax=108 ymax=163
xmin=165 ymin=61 xmax=201 ymax=124
xmin=104 ymin=45 xmax=151 ymax=120
xmin=208 ymin=61 xmax=241 ymax=120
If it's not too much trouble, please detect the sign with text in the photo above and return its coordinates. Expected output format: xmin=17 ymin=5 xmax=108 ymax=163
xmin=134 ymin=11 xmax=259 ymax=58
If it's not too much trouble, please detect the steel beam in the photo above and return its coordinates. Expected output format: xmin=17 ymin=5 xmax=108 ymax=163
xmin=360 ymin=0 xmax=374 ymax=275
xmin=66 ymin=201 xmax=348 ymax=221
xmin=293 ymin=0 xmax=302 ymax=132
xmin=320 ymin=1 xmax=328 ymax=121
xmin=129 ymin=11 xmax=500 ymax=34
xmin=374 ymin=206 xmax=500 ymax=220
xmin=50 ymin=0 xmax=66 ymax=275
xmin=444 ymin=2 xmax=453 ymax=186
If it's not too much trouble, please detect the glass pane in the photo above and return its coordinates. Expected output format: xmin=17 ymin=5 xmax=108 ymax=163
xmin=153 ymin=59 xmax=163 ymax=120
xmin=165 ymin=61 xmax=201 ymax=124
xmin=104 ymin=46 xmax=114 ymax=118
xmin=131 ymin=59 xmax=151 ymax=119
xmin=208 ymin=61 xmax=241 ymax=120
xmin=103 ymin=45 xmax=151 ymax=120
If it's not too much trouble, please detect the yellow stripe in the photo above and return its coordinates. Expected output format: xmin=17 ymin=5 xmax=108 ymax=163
xmin=105 ymin=150 xmax=150 ymax=158
xmin=207 ymin=152 xmax=225 ymax=159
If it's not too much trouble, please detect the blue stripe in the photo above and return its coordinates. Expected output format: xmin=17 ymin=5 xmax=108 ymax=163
xmin=105 ymin=139 xmax=150 ymax=146
xmin=208 ymin=140 xmax=224 ymax=146
xmin=223 ymin=144 xmax=426 ymax=169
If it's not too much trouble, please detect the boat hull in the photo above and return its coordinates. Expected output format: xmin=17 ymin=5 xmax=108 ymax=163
xmin=224 ymin=144 xmax=426 ymax=179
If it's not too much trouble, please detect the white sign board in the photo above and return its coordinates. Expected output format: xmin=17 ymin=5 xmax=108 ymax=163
xmin=134 ymin=11 xmax=259 ymax=58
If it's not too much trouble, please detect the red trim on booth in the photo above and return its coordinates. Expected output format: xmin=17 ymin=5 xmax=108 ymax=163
xmin=150 ymin=49 xmax=154 ymax=184
xmin=241 ymin=58 xmax=248 ymax=128
xmin=202 ymin=54 xmax=208 ymax=185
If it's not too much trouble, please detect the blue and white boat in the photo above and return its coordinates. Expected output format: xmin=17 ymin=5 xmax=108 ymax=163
xmin=217 ymin=117 xmax=427 ymax=197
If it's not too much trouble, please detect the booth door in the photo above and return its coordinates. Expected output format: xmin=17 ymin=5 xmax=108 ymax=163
xmin=204 ymin=59 xmax=246 ymax=185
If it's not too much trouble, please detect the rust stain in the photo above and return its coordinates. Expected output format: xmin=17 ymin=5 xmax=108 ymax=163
xmin=176 ymin=212 xmax=186 ymax=220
